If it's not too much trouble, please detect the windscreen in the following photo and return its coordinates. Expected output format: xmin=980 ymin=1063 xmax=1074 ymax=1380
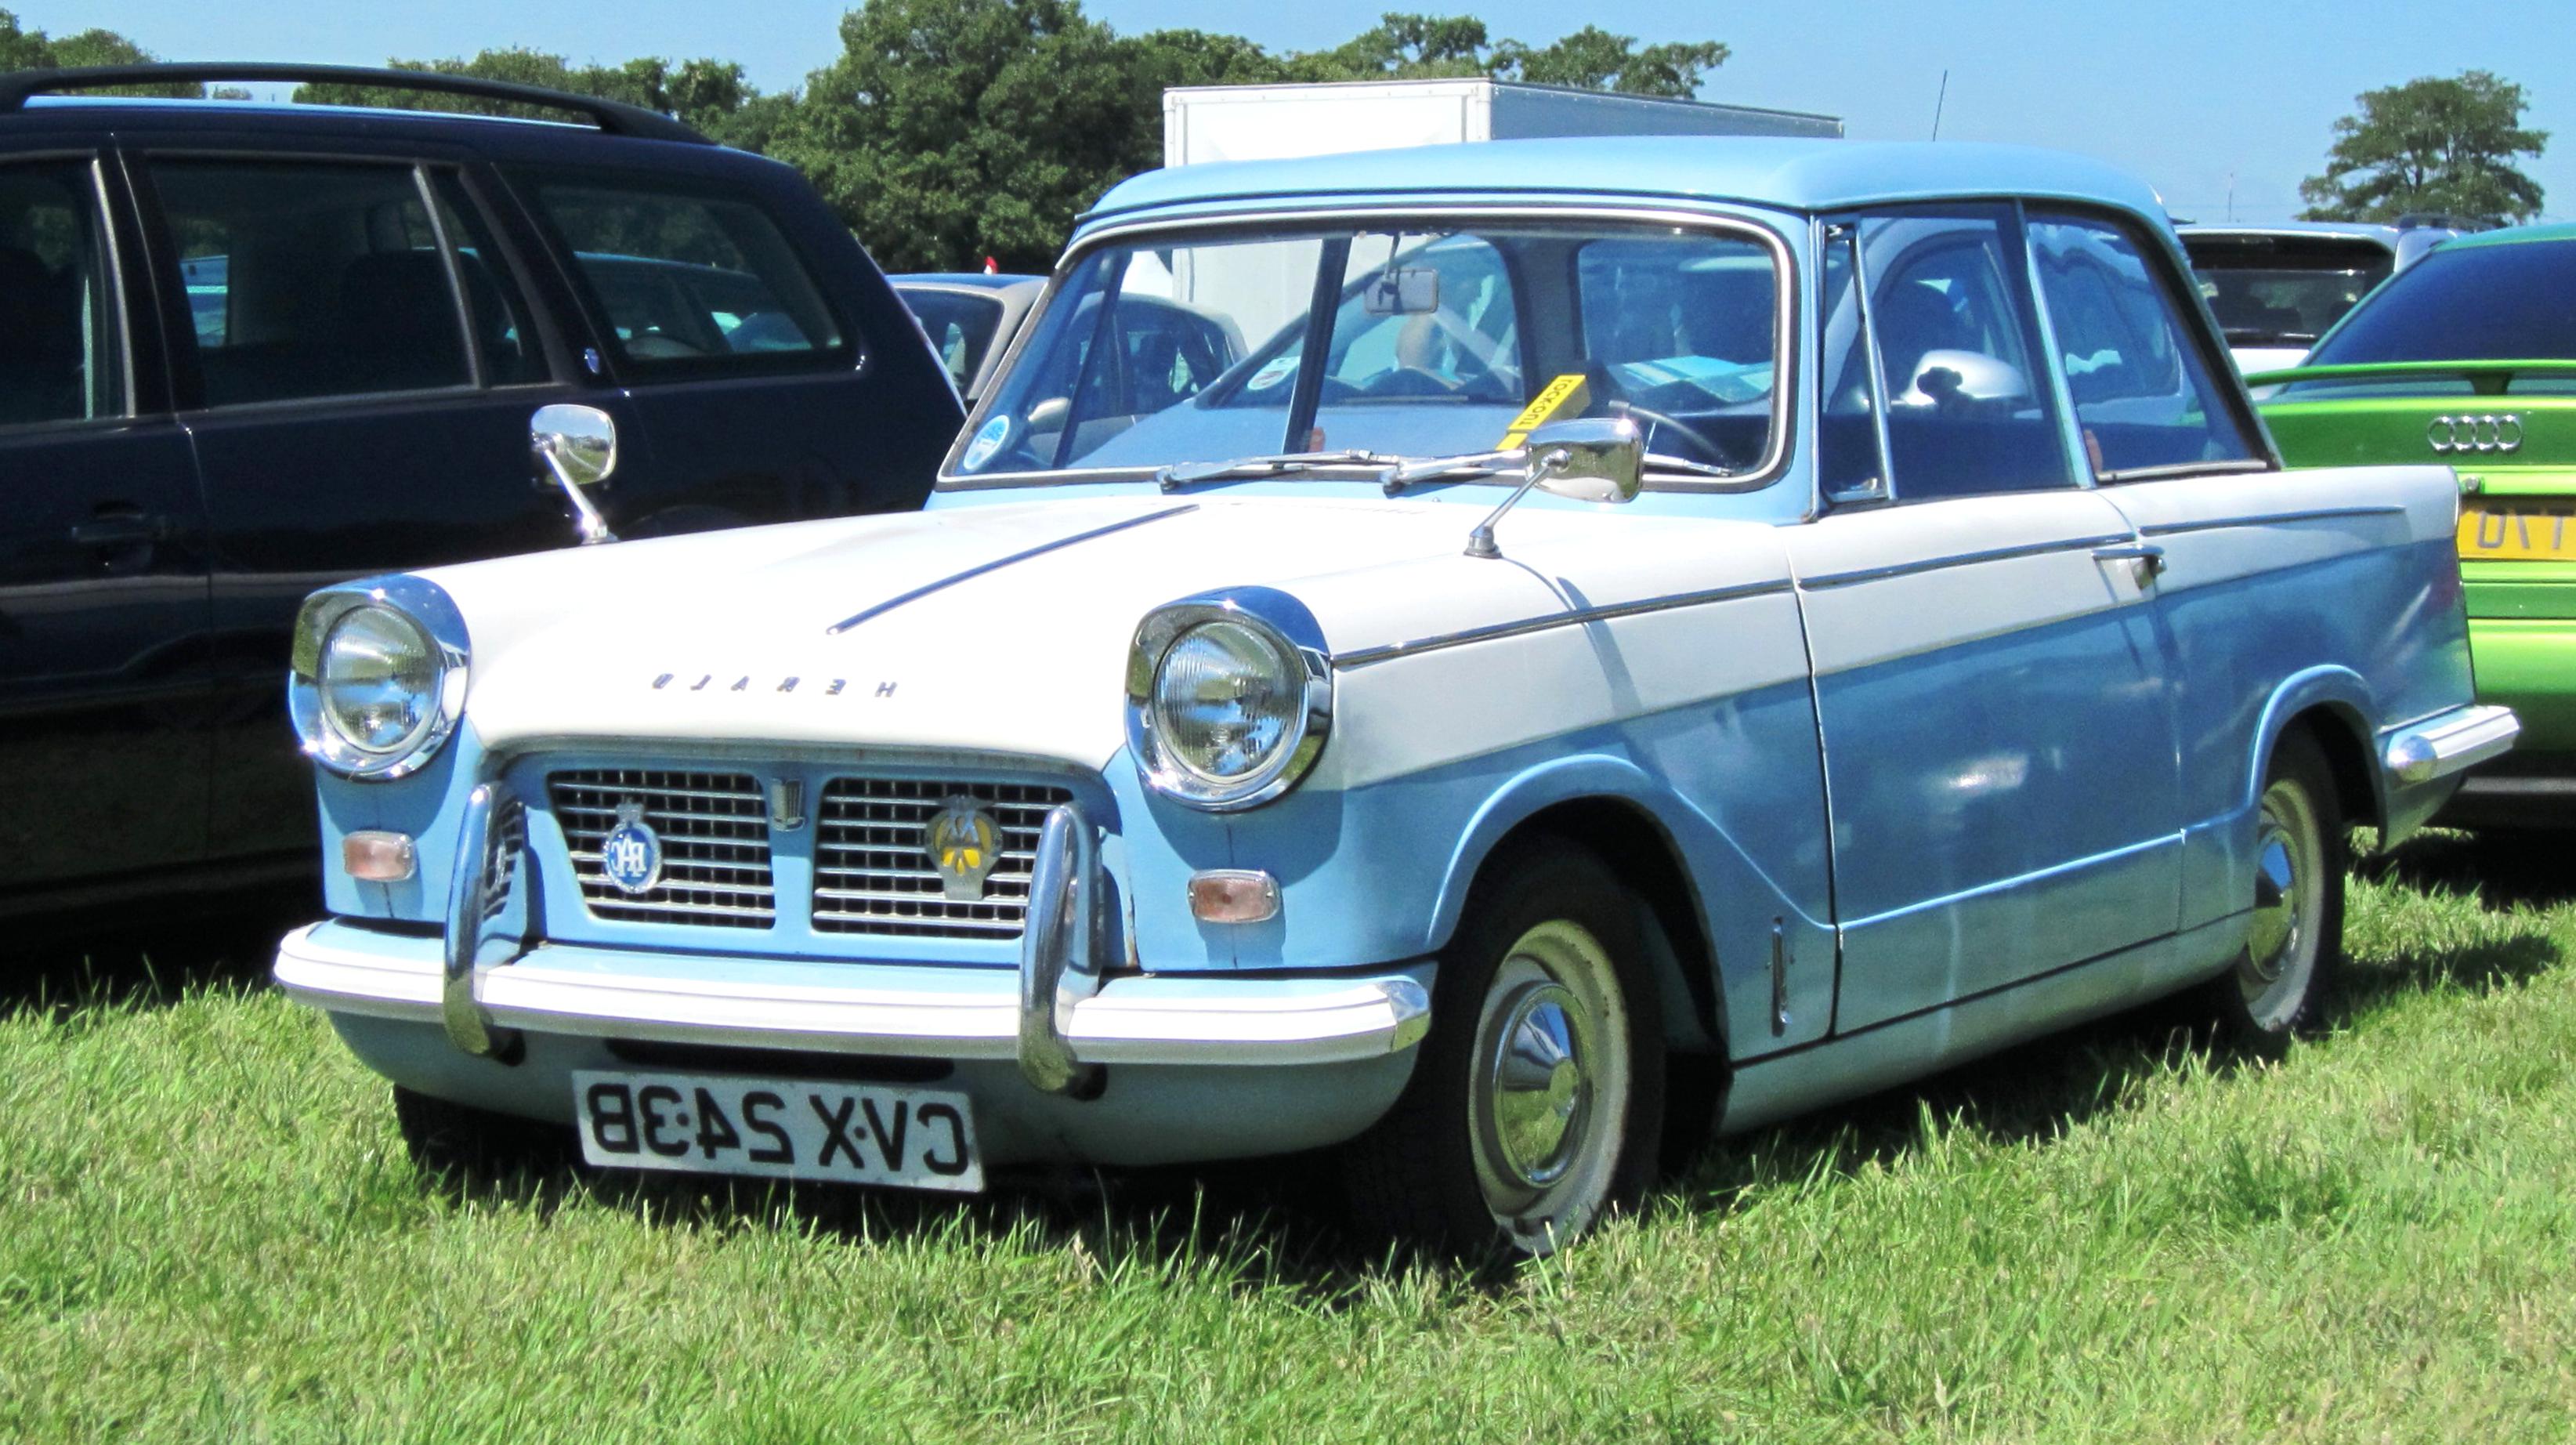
xmin=949 ymin=219 xmax=1782 ymax=481
xmin=2186 ymin=236 xmax=2393 ymax=349
xmin=2288 ymin=237 xmax=2576 ymax=396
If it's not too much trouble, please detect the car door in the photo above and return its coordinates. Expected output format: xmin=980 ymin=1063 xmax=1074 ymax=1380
xmin=0 ymin=148 xmax=214 ymax=897
xmin=499 ymin=161 xmax=960 ymax=529
xmin=2023 ymin=209 xmax=2321 ymax=933
xmin=1789 ymin=205 xmax=2185 ymax=1034
xmin=126 ymin=143 xmax=592 ymax=862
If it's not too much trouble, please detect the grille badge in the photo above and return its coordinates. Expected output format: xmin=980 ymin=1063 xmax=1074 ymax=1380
xmin=769 ymin=779 xmax=806 ymax=831
xmin=599 ymin=799 xmax=664 ymax=896
xmin=924 ymin=799 xmax=1004 ymax=902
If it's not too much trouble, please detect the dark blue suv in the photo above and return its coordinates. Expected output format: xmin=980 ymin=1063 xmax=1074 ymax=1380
xmin=0 ymin=64 xmax=962 ymax=915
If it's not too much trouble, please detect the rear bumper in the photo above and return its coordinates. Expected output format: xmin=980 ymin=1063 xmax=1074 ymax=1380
xmin=2467 ymin=616 xmax=2576 ymax=755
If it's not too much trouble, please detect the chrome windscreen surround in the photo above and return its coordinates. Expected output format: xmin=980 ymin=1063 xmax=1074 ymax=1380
xmin=1123 ymin=586 xmax=1333 ymax=812
xmin=288 ymin=574 xmax=470 ymax=781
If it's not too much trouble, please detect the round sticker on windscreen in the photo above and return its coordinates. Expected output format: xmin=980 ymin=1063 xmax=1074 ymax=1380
xmin=1245 ymin=357 xmax=1298 ymax=393
xmin=961 ymin=415 xmax=1012 ymax=469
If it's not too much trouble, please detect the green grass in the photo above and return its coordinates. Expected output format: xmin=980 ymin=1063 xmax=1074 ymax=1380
xmin=5 ymin=834 xmax=2574 ymax=1443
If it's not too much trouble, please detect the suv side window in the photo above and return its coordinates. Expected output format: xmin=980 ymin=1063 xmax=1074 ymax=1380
xmin=511 ymin=168 xmax=848 ymax=372
xmin=0 ymin=160 xmax=121 ymax=426
xmin=2026 ymin=212 xmax=2259 ymax=476
xmin=145 ymin=159 xmax=476 ymax=407
xmin=1821 ymin=206 xmax=2075 ymax=502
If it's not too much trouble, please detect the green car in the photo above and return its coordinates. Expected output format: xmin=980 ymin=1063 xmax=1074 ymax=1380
xmin=2254 ymin=224 xmax=2576 ymax=826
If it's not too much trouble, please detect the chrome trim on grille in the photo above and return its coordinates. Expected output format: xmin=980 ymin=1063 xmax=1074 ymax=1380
xmin=814 ymin=777 xmax=1075 ymax=939
xmin=549 ymin=769 xmax=775 ymax=929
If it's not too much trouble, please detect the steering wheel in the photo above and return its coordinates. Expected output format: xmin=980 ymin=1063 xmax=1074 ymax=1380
xmin=1610 ymin=401 xmax=1728 ymax=466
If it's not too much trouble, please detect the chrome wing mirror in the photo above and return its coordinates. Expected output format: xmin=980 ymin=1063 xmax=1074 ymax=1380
xmin=530 ymin=403 xmax=619 ymax=545
xmin=1464 ymin=416 xmax=1643 ymax=560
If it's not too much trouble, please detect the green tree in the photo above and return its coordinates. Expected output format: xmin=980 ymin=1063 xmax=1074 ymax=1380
xmin=2299 ymin=71 xmax=2548 ymax=223
xmin=0 ymin=8 xmax=198 ymax=96
xmin=1282 ymin=13 xmax=1728 ymax=98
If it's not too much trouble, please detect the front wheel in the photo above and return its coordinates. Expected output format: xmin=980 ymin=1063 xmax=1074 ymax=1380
xmin=2198 ymin=729 xmax=2346 ymax=1052
xmin=1340 ymin=844 xmax=1665 ymax=1256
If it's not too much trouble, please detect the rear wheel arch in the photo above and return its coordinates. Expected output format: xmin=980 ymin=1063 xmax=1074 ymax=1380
xmin=2282 ymin=702 xmax=2381 ymax=832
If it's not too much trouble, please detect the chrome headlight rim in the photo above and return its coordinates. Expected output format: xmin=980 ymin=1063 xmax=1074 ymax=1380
xmin=289 ymin=575 xmax=471 ymax=782
xmin=1125 ymin=592 xmax=1333 ymax=812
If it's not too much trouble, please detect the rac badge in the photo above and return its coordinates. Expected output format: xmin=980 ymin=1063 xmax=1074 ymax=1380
xmin=599 ymin=798 xmax=664 ymax=896
xmin=924 ymin=799 xmax=1003 ymax=902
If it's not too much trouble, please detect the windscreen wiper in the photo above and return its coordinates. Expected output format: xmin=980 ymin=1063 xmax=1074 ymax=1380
xmin=1381 ymin=448 xmax=1736 ymax=495
xmin=1155 ymin=449 xmax=1404 ymax=491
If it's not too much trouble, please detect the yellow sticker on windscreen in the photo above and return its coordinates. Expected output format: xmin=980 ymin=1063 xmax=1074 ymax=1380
xmin=1497 ymin=374 xmax=1590 ymax=449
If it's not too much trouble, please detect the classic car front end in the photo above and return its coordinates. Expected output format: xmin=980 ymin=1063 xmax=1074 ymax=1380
xmin=279 ymin=139 xmax=2511 ymax=1255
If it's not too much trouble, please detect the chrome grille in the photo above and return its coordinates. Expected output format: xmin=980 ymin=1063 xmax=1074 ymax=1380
xmin=549 ymin=769 xmax=774 ymax=929
xmin=814 ymin=777 xmax=1073 ymax=939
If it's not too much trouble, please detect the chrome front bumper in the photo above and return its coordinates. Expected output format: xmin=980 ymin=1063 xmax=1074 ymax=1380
xmin=277 ymin=801 xmax=1429 ymax=1087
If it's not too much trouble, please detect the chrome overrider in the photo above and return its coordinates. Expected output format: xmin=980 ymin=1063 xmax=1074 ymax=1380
xmin=292 ymin=772 xmax=1438 ymax=1092
xmin=2382 ymin=704 xmax=2520 ymax=787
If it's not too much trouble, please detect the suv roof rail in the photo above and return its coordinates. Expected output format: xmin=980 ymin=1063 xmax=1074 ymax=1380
xmin=0 ymin=62 xmax=711 ymax=146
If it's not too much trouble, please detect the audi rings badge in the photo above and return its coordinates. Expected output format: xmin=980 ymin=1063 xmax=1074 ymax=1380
xmin=2428 ymin=414 xmax=2524 ymax=455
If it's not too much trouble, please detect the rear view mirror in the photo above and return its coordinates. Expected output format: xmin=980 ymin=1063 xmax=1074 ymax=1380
xmin=1363 ymin=267 xmax=1439 ymax=317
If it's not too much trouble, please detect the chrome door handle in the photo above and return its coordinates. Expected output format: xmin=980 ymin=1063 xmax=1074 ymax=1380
xmin=2093 ymin=541 xmax=2166 ymax=583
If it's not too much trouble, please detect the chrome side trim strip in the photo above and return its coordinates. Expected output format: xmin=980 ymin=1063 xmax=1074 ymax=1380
xmin=2136 ymin=505 xmax=2406 ymax=538
xmin=825 ymin=504 xmax=1199 ymax=635
xmin=2383 ymin=703 xmax=2520 ymax=786
xmin=1796 ymin=532 xmax=2135 ymax=591
xmin=1330 ymin=578 xmax=1793 ymax=668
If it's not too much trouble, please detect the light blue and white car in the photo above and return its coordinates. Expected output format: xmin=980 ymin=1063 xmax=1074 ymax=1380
xmin=275 ymin=139 xmax=2513 ymax=1255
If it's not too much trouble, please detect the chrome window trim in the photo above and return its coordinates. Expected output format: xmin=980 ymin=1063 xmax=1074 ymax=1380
xmin=0 ymin=151 xmax=133 ymax=429
xmin=2016 ymin=200 xmax=2100 ymax=492
xmin=288 ymin=573 xmax=471 ymax=780
xmin=936 ymin=202 xmax=1802 ymax=494
xmin=1331 ymin=578 xmax=1793 ymax=669
xmin=1796 ymin=532 xmax=2136 ymax=591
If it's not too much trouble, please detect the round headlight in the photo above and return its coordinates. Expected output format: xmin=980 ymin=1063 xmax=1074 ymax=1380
xmin=291 ymin=580 xmax=468 ymax=780
xmin=1127 ymin=601 xmax=1331 ymax=810
xmin=320 ymin=605 xmax=442 ymax=758
xmin=1154 ymin=620 xmax=1300 ymax=784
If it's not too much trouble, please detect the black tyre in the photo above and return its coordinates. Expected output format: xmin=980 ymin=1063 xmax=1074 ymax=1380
xmin=2196 ymin=727 xmax=2346 ymax=1053
xmin=1340 ymin=842 xmax=1666 ymax=1256
xmin=392 ymin=1085 xmax=570 ymax=1182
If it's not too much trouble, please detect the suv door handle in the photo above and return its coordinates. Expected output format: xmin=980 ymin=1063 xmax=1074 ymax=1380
xmin=69 ymin=510 xmax=171 ymax=549
xmin=2093 ymin=541 xmax=2166 ymax=582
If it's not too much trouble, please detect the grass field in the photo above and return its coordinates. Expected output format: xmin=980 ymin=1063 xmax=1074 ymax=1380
xmin=3 ymin=831 xmax=2572 ymax=1443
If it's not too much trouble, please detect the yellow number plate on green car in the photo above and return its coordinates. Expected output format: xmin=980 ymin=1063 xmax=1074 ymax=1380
xmin=2459 ymin=504 xmax=2576 ymax=561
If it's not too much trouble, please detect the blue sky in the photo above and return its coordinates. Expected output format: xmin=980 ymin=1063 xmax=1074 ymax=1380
xmin=37 ymin=0 xmax=2576 ymax=223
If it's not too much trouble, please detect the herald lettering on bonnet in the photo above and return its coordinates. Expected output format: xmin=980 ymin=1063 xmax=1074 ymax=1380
xmin=650 ymin=672 xmax=891 ymax=697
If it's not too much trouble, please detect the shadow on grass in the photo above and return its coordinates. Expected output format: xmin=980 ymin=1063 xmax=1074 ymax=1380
xmin=2359 ymin=826 xmax=2576 ymax=911
xmin=0 ymin=882 xmax=317 ymax=1023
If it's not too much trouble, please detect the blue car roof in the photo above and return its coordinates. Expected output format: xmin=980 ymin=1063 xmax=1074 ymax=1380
xmin=1083 ymin=137 xmax=2169 ymax=230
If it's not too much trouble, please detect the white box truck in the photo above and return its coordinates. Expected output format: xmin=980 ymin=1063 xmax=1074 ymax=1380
xmin=1163 ymin=78 xmax=1842 ymax=168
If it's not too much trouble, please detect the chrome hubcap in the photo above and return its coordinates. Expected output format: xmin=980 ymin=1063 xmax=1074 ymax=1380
xmin=1489 ymin=983 xmax=1590 ymax=1188
xmin=2238 ymin=776 xmax=2321 ymax=1028
xmin=1467 ymin=920 xmax=1630 ymax=1250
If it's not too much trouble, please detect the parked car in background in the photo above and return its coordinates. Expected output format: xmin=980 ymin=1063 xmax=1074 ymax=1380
xmin=893 ymin=273 xmax=1042 ymax=402
xmin=275 ymin=139 xmax=2507 ymax=1255
xmin=2252 ymin=223 xmax=2576 ymax=826
xmin=2180 ymin=219 xmax=2479 ymax=375
xmin=895 ymin=273 xmax=1247 ymax=409
xmin=0 ymin=63 xmax=961 ymax=919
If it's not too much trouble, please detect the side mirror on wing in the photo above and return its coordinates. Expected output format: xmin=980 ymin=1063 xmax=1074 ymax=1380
xmin=530 ymin=403 xmax=619 ymax=546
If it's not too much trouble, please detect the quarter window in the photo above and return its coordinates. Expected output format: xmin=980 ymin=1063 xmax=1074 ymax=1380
xmin=0 ymin=160 xmax=119 ymax=426
xmin=513 ymin=170 xmax=847 ymax=372
xmin=146 ymin=159 xmax=475 ymax=407
xmin=1822 ymin=206 xmax=2075 ymax=502
xmin=2027 ymin=213 xmax=2258 ymax=476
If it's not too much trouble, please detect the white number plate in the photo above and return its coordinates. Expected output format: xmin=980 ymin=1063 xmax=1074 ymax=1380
xmin=572 ymin=1070 xmax=983 ymax=1193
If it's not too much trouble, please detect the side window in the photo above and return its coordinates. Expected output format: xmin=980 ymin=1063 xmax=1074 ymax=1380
xmin=0 ymin=160 xmax=121 ymax=426
xmin=899 ymin=289 xmax=1006 ymax=393
xmin=2027 ymin=214 xmax=2259 ymax=476
xmin=145 ymin=159 xmax=474 ymax=407
xmin=512 ymin=169 xmax=848 ymax=373
xmin=1824 ymin=207 xmax=2075 ymax=503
